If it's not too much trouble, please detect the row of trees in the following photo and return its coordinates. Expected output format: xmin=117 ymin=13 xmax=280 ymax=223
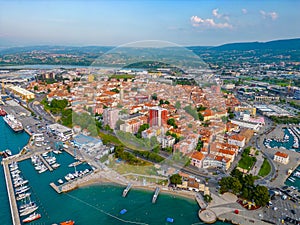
xmin=133 ymin=150 xmax=164 ymax=163
xmin=114 ymin=146 xmax=147 ymax=166
xmin=219 ymin=169 xmax=270 ymax=206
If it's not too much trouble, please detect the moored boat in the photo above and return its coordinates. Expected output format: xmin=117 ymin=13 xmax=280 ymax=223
xmin=16 ymin=192 xmax=31 ymax=201
xmin=60 ymin=220 xmax=75 ymax=225
xmin=0 ymin=108 xmax=7 ymax=116
xmin=20 ymin=206 xmax=38 ymax=216
xmin=3 ymin=114 xmax=23 ymax=132
xmin=22 ymin=212 xmax=41 ymax=223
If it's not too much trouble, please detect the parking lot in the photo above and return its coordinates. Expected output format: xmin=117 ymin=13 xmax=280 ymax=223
xmin=263 ymin=192 xmax=300 ymax=224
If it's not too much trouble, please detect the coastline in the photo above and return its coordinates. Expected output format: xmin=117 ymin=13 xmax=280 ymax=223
xmin=73 ymin=173 xmax=197 ymax=202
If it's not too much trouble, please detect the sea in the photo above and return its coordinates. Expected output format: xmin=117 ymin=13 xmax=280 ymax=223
xmin=0 ymin=117 xmax=230 ymax=225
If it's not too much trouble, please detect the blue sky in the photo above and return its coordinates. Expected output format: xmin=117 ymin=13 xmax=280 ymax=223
xmin=0 ymin=0 xmax=299 ymax=47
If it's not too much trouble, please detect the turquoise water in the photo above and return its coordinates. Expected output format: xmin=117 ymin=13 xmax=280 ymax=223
xmin=0 ymin=117 xmax=230 ymax=225
xmin=0 ymin=117 xmax=30 ymax=153
xmin=268 ymin=128 xmax=299 ymax=152
xmin=285 ymin=165 xmax=300 ymax=190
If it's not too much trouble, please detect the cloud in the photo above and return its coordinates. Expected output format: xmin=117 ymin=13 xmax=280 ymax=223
xmin=212 ymin=8 xmax=221 ymax=18
xmin=260 ymin=10 xmax=278 ymax=20
xmin=212 ymin=8 xmax=230 ymax=21
xmin=242 ymin=8 xmax=248 ymax=14
xmin=190 ymin=16 xmax=233 ymax=29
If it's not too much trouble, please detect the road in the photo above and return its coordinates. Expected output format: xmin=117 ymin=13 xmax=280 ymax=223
xmin=27 ymin=94 xmax=54 ymax=123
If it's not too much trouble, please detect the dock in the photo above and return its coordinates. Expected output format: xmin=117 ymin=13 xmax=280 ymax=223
xmin=195 ymin=193 xmax=207 ymax=209
xmin=2 ymin=161 xmax=21 ymax=225
xmin=122 ymin=183 xmax=132 ymax=197
xmin=50 ymin=182 xmax=62 ymax=194
xmin=152 ymin=187 xmax=160 ymax=203
xmin=50 ymin=170 xmax=95 ymax=193
xmin=38 ymin=154 xmax=53 ymax=172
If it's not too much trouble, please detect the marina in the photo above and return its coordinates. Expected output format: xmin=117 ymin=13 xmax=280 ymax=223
xmin=2 ymin=161 xmax=21 ymax=225
xmin=0 ymin=114 xmax=227 ymax=225
xmin=263 ymin=126 xmax=300 ymax=152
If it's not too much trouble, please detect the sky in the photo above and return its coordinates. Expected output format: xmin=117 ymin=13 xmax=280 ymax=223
xmin=0 ymin=0 xmax=299 ymax=47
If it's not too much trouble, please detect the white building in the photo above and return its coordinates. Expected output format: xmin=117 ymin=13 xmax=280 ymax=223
xmin=47 ymin=123 xmax=73 ymax=140
xmin=230 ymin=119 xmax=260 ymax=131
xmin=160 ymin=136 xmax=176 ymax=148
xmin=274 ymin=151 xmax=289 ymax=164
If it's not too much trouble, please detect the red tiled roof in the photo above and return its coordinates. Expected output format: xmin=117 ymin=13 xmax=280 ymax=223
xmin=275 ymin=151 xmax=288 ymax=158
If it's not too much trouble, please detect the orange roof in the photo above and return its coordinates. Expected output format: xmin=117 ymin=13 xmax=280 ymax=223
xmin=219 ymin=149 xmax=235 ymax=156
xmin=275 ymin=151 xmax=289 ymax=158
xmin=191 ymin=151 xmax=204 ymax=160
xmin=229 ymin=134 xmax=245 ymax=142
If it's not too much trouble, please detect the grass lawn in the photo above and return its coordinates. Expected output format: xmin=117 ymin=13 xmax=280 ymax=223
xmin=109 ymin=160 xmax=156 ymax=175
xmin=258 ymin=158 xmax=271 ymax=177
xmin=98 ymin=131 xmax=122 ymax=145
xmin=238 ymin=155 xmax=256 ymax=170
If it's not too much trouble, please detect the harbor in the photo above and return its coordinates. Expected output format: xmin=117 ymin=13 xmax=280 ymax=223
xmin=2 ymin=161 xmax=21 ymax=225
xmin=0 ymin=106 xmax=227 ymax=225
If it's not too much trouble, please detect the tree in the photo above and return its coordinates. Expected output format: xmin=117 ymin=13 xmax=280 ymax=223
xmin=197 ymin=105 xmax=207 ymax=111
xmin=170 ymin=174 xmax=182 ymax=185
xmin=219 ymin=177 xmax=242 ymax=194
xmin=151 ymin=93 xmax=157 ymax=101
xmin=167 ymin=118 xmax=178 ymax=128
xmin=198 ymin=113 xmax=204 ymax=121
xmin=34 ymin=85 xmax=38 ymax=91
xmin=204 ymin=194 xmax=213 ymax=203
xmin=196 ymin=138 xmax=203 ymax=151
xmin=136 ymin=123 xmax=150 ymax=138
xmin=159 ymin=99 xmax=164 ymax=105
xmin=253 ymin=185 xmax=270 ymax=207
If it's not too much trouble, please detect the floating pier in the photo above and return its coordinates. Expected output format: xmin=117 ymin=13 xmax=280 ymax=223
xmin=38 ymin=154 xmax=53 ymax=171
xmin=122 ymin=183 xmax=132 ymax=197
xmin=152 ymin=187 xmax=160 ymax=203
xmin=2 ymin=161 xmax=21 ymax=225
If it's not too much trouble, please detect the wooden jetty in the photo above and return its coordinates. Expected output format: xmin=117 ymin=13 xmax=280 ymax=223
xmin=122 ymin=183 xmax=132 ymax=197
xmin=152 ymin=187 xmax=160 ymax=203
xmin=2 ymin=161 xmax=21 ymax=225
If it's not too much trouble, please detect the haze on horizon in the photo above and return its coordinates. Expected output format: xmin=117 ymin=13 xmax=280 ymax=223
xmin=0 ymin=0 xmax=299 ymax=47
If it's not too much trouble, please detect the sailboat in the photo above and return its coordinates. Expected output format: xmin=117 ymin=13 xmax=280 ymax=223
xmin=19 ymin=195 xmax=38 ymax=217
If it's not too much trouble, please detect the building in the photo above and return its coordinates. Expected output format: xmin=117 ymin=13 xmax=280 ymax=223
xmin=227 ymin=134 xmax=246 ymax=148
xmin=47 ymin=123 xmax=73 ymax=140
xmin=274 ymin=151 xmax=289 ymax=164
xmin=230 ymin=119 xmax=260 ymax=131
xmin=149 ymin=107 xmax=167 ymax=127
xmin=191 ymin=151 xmax=205 ymax=168
xmin=6 ymin=85 xmax=35 ymax=100
xmin=103 ymin=108 xmax=120 ymax=129
xmin=160 ymin=135 xmax=176 ymax=148
xmin=234 ymin=106 xmax=256 ymax=116
xmin=254 ymin=95 xmax=280 ymax=102
xmin=119 ymin=114 xmax=147 ymax=134
xmin=202 ymin=154 xmax=231 ymax=171
xmin=173 ymin=134 xmax=199 ymax=155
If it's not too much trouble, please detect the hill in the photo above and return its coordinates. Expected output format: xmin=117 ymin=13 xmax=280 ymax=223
xmin=210 ymin=38 xmax=300 ymax=51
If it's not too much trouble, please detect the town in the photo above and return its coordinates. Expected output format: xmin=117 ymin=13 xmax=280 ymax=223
xmin=0 ymin=54 xmax=299 ymax=224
